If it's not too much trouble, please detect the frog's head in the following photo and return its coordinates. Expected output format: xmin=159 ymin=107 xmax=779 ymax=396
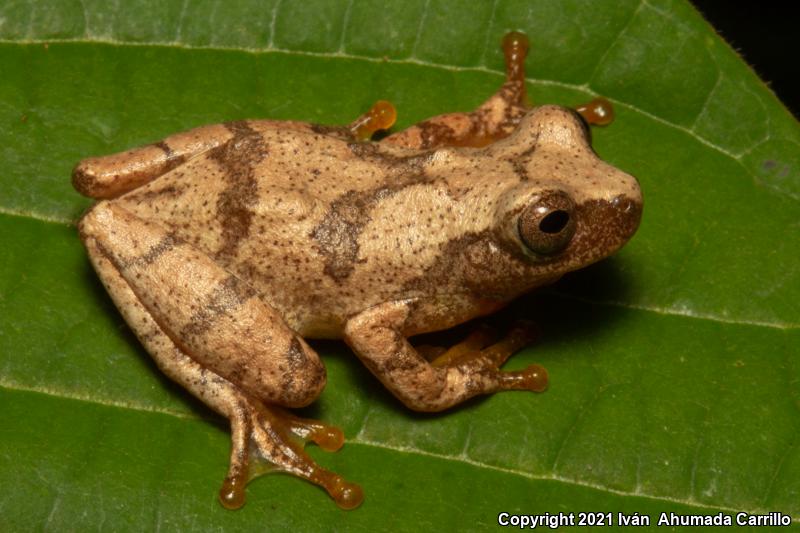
xmin=490 ymin=105 xmax=642 ymax=278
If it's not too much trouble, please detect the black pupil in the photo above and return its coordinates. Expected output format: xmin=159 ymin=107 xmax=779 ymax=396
xmin=539 ymin=210 xmax=569 ymax=234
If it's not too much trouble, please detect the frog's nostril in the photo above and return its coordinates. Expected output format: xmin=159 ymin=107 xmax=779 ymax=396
xmin=612 ymin=195 xmax=625 ymax=208
xmin=539 ymin=210 xmax=570 ymax=234
xmin=611 ymin=194 xmax=640 ymax=215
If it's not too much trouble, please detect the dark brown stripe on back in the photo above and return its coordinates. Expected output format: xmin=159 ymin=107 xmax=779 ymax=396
xmin=210 ymin=121 xmax=268 ymax=258
xmin=181 ymin=275 xmax=257 ymax=338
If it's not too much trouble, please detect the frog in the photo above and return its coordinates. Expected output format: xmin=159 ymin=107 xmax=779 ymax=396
xmin=72 ymin=32 xmax=642 ymax=510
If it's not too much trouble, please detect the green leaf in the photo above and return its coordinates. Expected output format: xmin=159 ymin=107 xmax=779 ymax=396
xmin=1 ymin=1 xmax=798 ymax=530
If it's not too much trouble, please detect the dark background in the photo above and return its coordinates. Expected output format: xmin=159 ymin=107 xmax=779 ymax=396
xmin=691 ymin=1 xmax=799 ymax=119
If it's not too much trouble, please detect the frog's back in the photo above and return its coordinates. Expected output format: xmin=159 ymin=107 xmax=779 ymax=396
xmin=113 ymin=121 xmax=447 ymax=337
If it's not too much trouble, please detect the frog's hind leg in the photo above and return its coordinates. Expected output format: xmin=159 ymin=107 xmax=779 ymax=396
xmin=78 ymin=202 xmax=363 ymax=509
xmin=382 ymin=32 xmax=530 ymax=150
xmin=72 ymin=123 xmax=241 ymax=199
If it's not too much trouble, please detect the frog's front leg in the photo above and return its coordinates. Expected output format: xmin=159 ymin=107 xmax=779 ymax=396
xmin=344 ymin=301 xmax=547 ymax=412
xmin=382 ymin=31 xmax=616 ymax=150
xmin=383 ymin=32 xmax=530 ymax=150
xmin=78 ymin=202 xmax=362 ymax=509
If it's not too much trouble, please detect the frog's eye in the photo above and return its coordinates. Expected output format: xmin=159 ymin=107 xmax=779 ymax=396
xmin=518 ymin=191 xmax=576 ymax=255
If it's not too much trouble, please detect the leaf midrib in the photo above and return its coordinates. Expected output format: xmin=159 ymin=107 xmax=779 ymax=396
xmin=0 ymin=35 xmax=788 ymax=184
xmin=4 ymin=378 xmax=790 ymax=520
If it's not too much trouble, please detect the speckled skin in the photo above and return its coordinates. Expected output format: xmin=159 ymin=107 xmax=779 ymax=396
xmin=73 ymin=33 xmax=642 ymax=509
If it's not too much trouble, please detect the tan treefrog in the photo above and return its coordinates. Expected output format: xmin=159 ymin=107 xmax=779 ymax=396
xmin=72 ymin=32 xmax=642 ymax=510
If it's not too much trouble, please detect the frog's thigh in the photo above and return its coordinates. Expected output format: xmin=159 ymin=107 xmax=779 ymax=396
xmin=79 ymin=201 xmax=326 ymax=408
xmin=73 ymin=123 xmax=237 ymax=200
xmin=84 ymin=232 xmax=249 ymax=420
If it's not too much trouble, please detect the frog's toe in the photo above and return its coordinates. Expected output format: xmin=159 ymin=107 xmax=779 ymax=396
xmin=416 ymin=344 xmax=448 ymax=361
xmin=497 ymin=363 xmax=549 ymax=393
xmin=438 ymin=321 xmax=547 ymax=393
xmin=430 ymin=324 xmax=498 ymax=367
xmin=575 ymin=96 xmax=615 ymax=126
xmin=219 ymin=473 xmax=248 ymax=510
xmin=324 ymin=473 xmax=365 ymax=510
xmin=475 ymin=320 xmax=538 ymax=369
xmin=429 ymin=321 xmax=546 ymax=396
xmin=280 ymin=409 xmax=345 ymax=452
xmin=349 ymin=100 xmax=397 ymax=141
xmin=433 ymin=321 xmax=537 ymax=370
xmin=219 ymin=398 xmax=362 ymax=510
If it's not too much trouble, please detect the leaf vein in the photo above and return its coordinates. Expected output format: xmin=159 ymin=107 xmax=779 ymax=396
xmin=478 ymin=0 xmax=499 ymax=67
xmin=587 ymin=0 xmax=644 ymax=86
xmin=3 ymin=34 xmax=786 ymax=189
xmin=354 ymin=437 xmax=798 ymax=520
xmin=267 ymin=0 xmax=282 ymax=49
xmin=410 ymin=0 xmax=430 ymax=59
xmin=551 ymin=292 xmax=800 ymax=330
xmin=550 ymin=376 xmax=606 ymax=473
xmin=338 ymin=0 xmax=353 ymax=54
xmin=5 ymin=379 xmax=797 ymax=522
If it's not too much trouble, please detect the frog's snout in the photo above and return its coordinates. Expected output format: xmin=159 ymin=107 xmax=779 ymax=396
xmin=591 ymin=166 xmax=643 ymax=250
xmin=562 ymin=189 xmax=642 ymax=267
xmin=583 ymin=191 xmax=643 ymax=251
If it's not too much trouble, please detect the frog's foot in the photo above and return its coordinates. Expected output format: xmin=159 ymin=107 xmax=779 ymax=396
xmin=575 ymin=97 xmax=615 ymax=126
xmin=429 ymin=322 xmax=547 ymax=393
xmin=220 ymin=397 xmax=363 ymax=511
xmin=430 ymin=321 xmax=537 ymax=369
xmin=346 ymin=302 xmax=548 ymax=412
